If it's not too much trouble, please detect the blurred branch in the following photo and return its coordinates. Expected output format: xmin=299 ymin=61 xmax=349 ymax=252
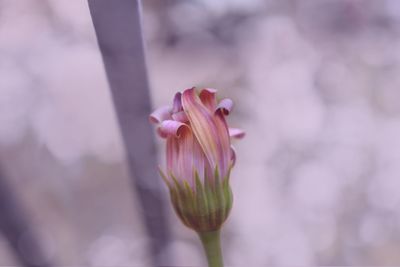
xmin=0 ymin=166 xmax=52 ymax=267
xmin=88 ymin=0 xmax=171 ymax=265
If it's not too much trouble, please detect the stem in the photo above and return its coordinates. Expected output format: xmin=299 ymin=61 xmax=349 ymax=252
xmin=198 ymin=230 xmax=224 ymax=267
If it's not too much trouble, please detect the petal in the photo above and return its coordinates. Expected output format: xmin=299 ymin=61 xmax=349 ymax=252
xmin=229 ymin=128 xmax=245 ymax=139
xmin=157 ymin=120 xmax=190 ymax=138
xmin=172 ymin=110 xmax=188 ymax=122
xmin=172 ymin=92 xmax=183 ymax=113
xmin=182 ymin=88 xmax=231 ymax=177
xmin=182 ymin=88 xmax=218 ymax=166
xmin=213 ymin=111 xmax=231 ymax=175
xmin=166 ymin=130 xmax=206 ymax=188
xmin=167 ymin=130 xmax=192 ymax=178
xmin=166 ymin=136 xmax=180 ymax=176
xmin=216 ymin=98 xmax=233 ymax=115
xmin=199 ymin=88 xmax=217 ymax=112
xmin=149 ymin=106 xmax=171 ymax=123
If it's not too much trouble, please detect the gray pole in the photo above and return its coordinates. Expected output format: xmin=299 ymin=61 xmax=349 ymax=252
xmin=0 ymin=166 xmax=52 ymax=267
xmin=87 ymin=0 xmax=171 ymax=265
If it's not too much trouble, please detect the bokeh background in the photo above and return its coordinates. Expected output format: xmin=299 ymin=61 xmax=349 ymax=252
xmin=2 ymin=0 xmax=400 ymax=266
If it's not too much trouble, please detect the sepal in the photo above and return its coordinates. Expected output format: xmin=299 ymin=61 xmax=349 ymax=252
xmin=168 ymin=169 xmax=233 ymax=232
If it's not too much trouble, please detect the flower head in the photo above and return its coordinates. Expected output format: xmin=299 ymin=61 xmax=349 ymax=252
xmin=150 ymin=88 xmax=244 ymax=186
xmin=150 ymin=87 xmax=244 ymax=231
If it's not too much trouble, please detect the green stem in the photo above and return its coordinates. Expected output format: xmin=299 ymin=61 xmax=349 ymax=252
xmin=198 ymin=230 xmax=224 ymax=267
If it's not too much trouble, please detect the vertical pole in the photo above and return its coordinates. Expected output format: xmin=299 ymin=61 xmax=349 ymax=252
xmin=87 ymin=0 xmax=171 ymax=265
xmin=0 ymin=166 xmax=51 ymax=267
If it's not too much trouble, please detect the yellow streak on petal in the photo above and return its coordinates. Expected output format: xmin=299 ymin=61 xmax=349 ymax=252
xmin=182 ymin=88 xmax=219 ymax=169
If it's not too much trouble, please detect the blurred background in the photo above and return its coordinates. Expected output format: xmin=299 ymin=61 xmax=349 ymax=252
xmin=1 ymin=0 xmax=400 ymax=266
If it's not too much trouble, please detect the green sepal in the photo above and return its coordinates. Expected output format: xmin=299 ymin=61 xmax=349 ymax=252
xmin=167 ymin=167 xmax=233 ymax=232
xmin=158 ymin=167 xmax=171 ymax=189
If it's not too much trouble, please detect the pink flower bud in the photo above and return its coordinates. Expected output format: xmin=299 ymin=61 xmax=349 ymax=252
xmin=150 ymin=87 xmax=244 ymax=232
xmin=150 ymin=88 xmax=244 ymax=186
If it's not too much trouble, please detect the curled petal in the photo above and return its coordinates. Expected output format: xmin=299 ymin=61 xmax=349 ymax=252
xmin=157 ymin=120 xmax=190 ymax=138
xmin=149 ymin=106 xmax=171 ymax=124
xmin=199 ymin=88 xmax=217 ymax=112
xmin=216 ymin=98 xmax=233 ymax=115
xmin=172 ymin=110 xmax=188 ymax=123
xmin=229 ymin=128 xmax=245 ymax=139
xmin=172 ymin=92 xmax=183 ymax=113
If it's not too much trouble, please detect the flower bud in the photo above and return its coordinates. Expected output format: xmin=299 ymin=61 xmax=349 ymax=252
xmin=150 ymin=88 xmax=244 ymax=232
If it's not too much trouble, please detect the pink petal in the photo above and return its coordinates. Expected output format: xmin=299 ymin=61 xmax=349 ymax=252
xmin=166 ymin=130 xmax=206 ymax=187
xmin=171 ymin=110 xmax=188 ymax=122
xmin=216 ymin=98 xmax=233 ymax=115
xmin=182 ymin=88 xmax=219 ymax=167
xmin=149 ymin=106 xmax=171 ymax=123
xmin=166 ymin=136 xmax=180 ymax=177
xmin=199 ymin=88 xmax=217 ymax=112
xmin=172 ymin=92 xmax=183 ymax=113
xmin=182 ymin=88 xmax=231 ymax=177
xmin=229 ymin=128 xmax=245 ymax=139
xmin=157 ymin=120 xmax=190 ymax=138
